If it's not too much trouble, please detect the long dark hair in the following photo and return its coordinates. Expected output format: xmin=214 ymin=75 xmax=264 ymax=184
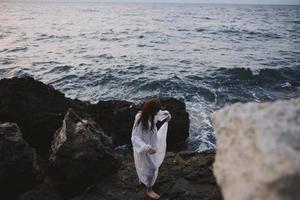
xmin=137 ymin=98 xmax=161 ymax=131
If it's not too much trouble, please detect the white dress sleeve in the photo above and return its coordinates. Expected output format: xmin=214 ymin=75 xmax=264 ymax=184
xmin=131 ymin=113 xmax=151 ymax=153
xmin=156 ymin=110 xmax=171 ymax=122
xmin=155 ymin=122 xmax=168 ymax=167
xmin=154 ymin=110 xmax=171 ymax=167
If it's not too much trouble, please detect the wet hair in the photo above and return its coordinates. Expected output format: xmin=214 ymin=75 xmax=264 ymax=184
xmin=137 ymin=98 xmax=161 ymax=131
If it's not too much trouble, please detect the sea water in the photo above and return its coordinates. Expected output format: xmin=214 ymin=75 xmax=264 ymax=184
xmin=1 ymin=2 xmax=299 ymax=151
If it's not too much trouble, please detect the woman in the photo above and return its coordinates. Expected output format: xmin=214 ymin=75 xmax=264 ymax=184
xmin=131 ymin=98 xmax=171 ymax=199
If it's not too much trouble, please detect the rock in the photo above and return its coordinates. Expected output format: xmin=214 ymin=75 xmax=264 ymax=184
xmin=0 ymin=122 xmax=38 ymax=199
xmin=88 ymin=97 xmax=190 ymax=150
xmin=0 ymin=77 xmax=88 ymax=157
xmin=20 ymin=183 xmax=63 ymax=200
xmin=0 ymin=77 xmax=189 ymax=155
xmin=87 ymin=100 xmax=139 ymax=146
xmin=49 ymin=109 xmax=120 ymax=197
xmin=72 ymin=150 xmax=222 ymax=200
xmin=212 ymin=98 xmax=300 ymax=200
xmin=159 ymin=97 xmax=190 ymax=150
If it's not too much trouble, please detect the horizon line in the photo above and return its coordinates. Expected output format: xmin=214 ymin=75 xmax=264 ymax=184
xmin=2 ymin=1 xmax=300 ymax=6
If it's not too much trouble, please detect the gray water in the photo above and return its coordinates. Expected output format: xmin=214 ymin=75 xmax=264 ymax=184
xmin=1 ymin=2 xmax=300 ymax=151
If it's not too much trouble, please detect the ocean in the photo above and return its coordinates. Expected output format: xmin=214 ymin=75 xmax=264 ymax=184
xmin=0 ymin=2 xmax=299 ymax=151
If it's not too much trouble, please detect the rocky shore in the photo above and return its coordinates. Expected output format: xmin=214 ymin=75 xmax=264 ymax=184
xmin=0 ymin=77 xmax=221 ymax=200
xmin=1 ymin=76 xmax=298 ymax=200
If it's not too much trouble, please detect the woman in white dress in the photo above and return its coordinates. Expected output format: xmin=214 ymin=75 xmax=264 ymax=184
xmin=131 ymin=98 xmax=171 ymax=199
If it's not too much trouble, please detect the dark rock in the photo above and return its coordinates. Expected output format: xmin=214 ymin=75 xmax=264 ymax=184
xmin=0 ymin=77 xmax=189 ymax=154
xmin=48 ymin=109 xmax=120 ymax=197
xmin=19 ymin=183 xmax=63 ymax=200
xmin=0 ymin=77 xmax=89 ymax=157
xmin=87 ymin=100 xmax=139 ymax=146
xmin=159 ymin=97 xmax=190 ymax=150
xmin=71 ymin=150 xmax=222 ymax=200
xmin=0 ymin=122 xmax=38 ymax=199
xmin=88 ymin=97 xmax=190 ymax=150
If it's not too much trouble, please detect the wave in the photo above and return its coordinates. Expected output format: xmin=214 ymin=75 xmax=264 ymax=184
xmin=6 ymin=47 xmax=28 ymax=53
xmin=44 ymin=65 xmax=73 ymax=74
xmin=133 ymin=76 xmax=217 ymax=102
xmin=83 ymin=54 xmax=114 ymax=60
xmin=195 ymin=28 xmax=206 ymax=32
xmin=3 ymin=68 xmax=33 ymax=78
xmin=32 ymin=61 xmax=61 ymax=66
xmin=0 ymin=57 xmax=15 ymax=65
xmin=212 ymin=66 xmax=300 ymax=86
xmin=215 ymin=28 xmax=282 ymax=39
xmin=177 ymin=28 xmax=189 ymax=32
xmin=35 ymin=34 xmax=71 ymax=41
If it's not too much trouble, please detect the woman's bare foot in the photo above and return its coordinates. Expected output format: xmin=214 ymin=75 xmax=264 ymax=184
xmin=146 ymin=188 xmax=160 ymax=199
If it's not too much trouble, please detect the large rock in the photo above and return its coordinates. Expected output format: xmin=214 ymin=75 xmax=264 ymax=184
xmin=158 ymin=97 xmax=190 ymax=150
xmin=88 ymin=97 xmax=190 ymax=150
xmin=212 ymin=98 xmax=300 ymax=200
xmin=0 ymin=77 xmax=88 ymax=157
xmin=0 ymin=77 xmax=190 ymax=155
xmin=87 ymin=100 xmax=138 ymax=146
xmin=49 ymin=109 xmax=120 ymax=197
xmin=0 ymin=122 xmax=38 ymax=199
xmin=20 ymin=183 xmax=63 ymax=200
xmin=71 ymin=150 xmax=222 ymax=200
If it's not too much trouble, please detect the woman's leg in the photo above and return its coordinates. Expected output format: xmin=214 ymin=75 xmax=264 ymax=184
xmin=143 ymin=159 xmax=160 ymax=199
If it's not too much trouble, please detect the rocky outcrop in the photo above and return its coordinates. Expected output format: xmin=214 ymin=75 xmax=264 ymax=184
xmin=0 ymin=77 xmax=192 ymax=199
xmin=88 ymin=97 xmax=190 ymax=150
xmin=157 ymin=97 xmax=190 ymax=150
xmin=0 ymin=122 xmax=38 ymax=199
xmin=0 ymin=77 xmax=89 ymax=157
xmin=212 ymin=98 xmax=300 ymax=200
xmin=49 ymin=109 xmax=120 ymax=197
xmin=0 ymin=77 xmax=189 ymax=156
xmin=72 ymin=150 xmax=222 ymax=200
xmin=87 ymin=100 xmax=138 ymax=146
xmin=20 ymin=183 xmax=63 ymax=200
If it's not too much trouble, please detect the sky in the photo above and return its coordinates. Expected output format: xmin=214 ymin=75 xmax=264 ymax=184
xmin=4 ymin=0 xmax=300 ymax=5
xmin=107 ymin=0 xmax=300 ymax=4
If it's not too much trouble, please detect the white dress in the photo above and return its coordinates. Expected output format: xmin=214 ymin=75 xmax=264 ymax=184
xmin=131 ymin=110 xmax=171 ymax=187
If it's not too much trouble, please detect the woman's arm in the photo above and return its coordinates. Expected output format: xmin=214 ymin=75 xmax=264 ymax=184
xmin=131 ymin=114 xmax=153 ymax=153
xmin=156 ymin=110 xmax=171 ymax=122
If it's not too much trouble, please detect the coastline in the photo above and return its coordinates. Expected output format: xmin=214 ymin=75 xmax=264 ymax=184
xmin=0 ymin=76 xmax=221 ymax=199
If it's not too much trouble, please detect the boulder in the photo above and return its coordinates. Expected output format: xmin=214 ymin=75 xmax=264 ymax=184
xmin=20 ymin=183 xmax=63 ymax=200
xmin=88 ymin=97 xmax=190 ymax=150
xmin=0 ymin=77 xmax=190 ymax=155
xmin=159 ymin=97 xmax=190 ymax=150
xmin=0 ymin=77 xmax=88 ymax=157
xmin=0 ymin=122 xmax=38 ymax=199
xmin=212 ymin=98 xmax=300 ymax=200
xmin=87 ymin=100 xmax=138 ymax=146
xmin=71 ymin=150 xmax=222 ymax=200
xmin=49 ymin=109 xmax=120 ymax=197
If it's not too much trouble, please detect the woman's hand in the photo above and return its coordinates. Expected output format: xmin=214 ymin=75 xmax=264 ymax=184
xmin=163 ymin=112 xmax=171 ymax=121
xmin=147 ymin=146 xmax=156 ymax=154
